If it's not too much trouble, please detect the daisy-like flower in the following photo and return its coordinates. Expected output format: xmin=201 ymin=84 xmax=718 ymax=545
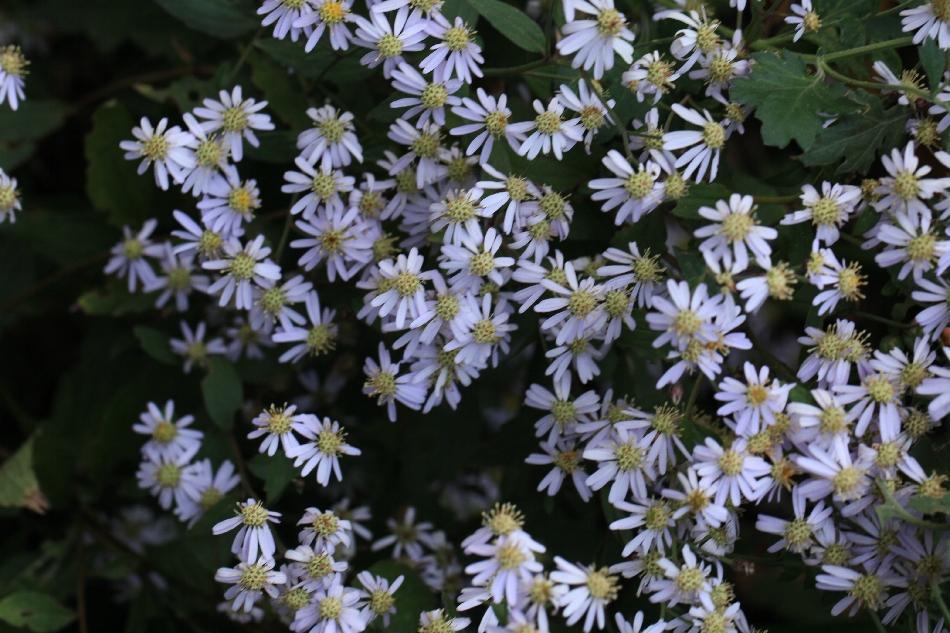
xmin=176 ymin=459 xmax=241 ymax=526
xmin=418 ymin=610 xmax=470 ymax=633
xmin=874 ymin=142 xmax=950 ymax=222
xmin=661 ymin=9 xmax=722 ymax=73
xmin=192 ymin=86 xmax=273 ymax=162
xmin=646 ymin=279 xmax=722 ymax=349
xmin=295 ymin=0 xmax=356 ymax=51
xmin=283 ymin=157 xmax=355 ymax=218
xmin=875 ymin=212 xmax=950 ymax=279
xmin=272 ymin=291 xmax=339 ymax=363
xmin=695 ymin=193 xmax=776 ymax=272
xmin=356 ymin=571 xmax=403 ymax=625
xmin=133 ymin=400 xmax=203 ymax=462
xmin=609 ymin=497 xmax=680 ymax=555
xmin=786 ymin=0 xmax=822 ymax=41
xmin=623 ymin=51 xmax=679 ymax=103
xmin=518 ymin=97 xmax=584 ymax=160
xmin=372 ymin=247 xmax=428 ymax=328
xmin=781 ymin=181 xmax=862 ymax=245
xmin=584 ymin=426 xmax=656 ymax=504
xmin=833 ymin=372 xmax=902 ymax=437
xmin=287 ymin=416 xmax=361 ymax=485
xmin=298 ymin=507 xmax=353 ymax=551
xmin=363 ymin=342 xmax=427 ymax=421
xmin=171 ymin=210 xmax=228 ymax=261
xmin=756 ymin=492 xmax=832 ymax=554
xmin=179 ymin=113 xmax=230 ymax=197
xmin=735 ymin=261 xmax=798 ymax=313
xmin=250 ymin=273 xmax=311 ymax=331
xmin=534 ymin=262 xmax=606 ymax=344
xmin=292 ymin=206 xmax=374 ymax=280
xmin=0 ymin=45 xmax=28 ymax=110
xmin=815 ymin=562 xmax=899 ymax=616
xmin=198 ymin=166 xmax=262 ymax=237
xmin=169 ymin=320 xmax=227 ymax=373
xmin=557 ymin=0 xmax=634 ymax=79
xmin=794 ymin=444 xmax=874 ymax=514
xmin=297 ymin=105 xmax=363 ymax=168
xmin=439 ymin=225 xmax=514 ymax=293
xmin=285 ymin=545 xmax=348 ymax=590
xmin=589 ymin=151 xmax=665 ymax=225
xmin=901 ymin=0 xmax=950 ymax=49
xmin=136 ymin=451 xmax=201 ymax=511
xmin=598 ymin=242 xmax=665 ymax=302
xmin=787 ymin=388 xmax=854 ymax=449
xmin=649 ymin=545 xmax=713 ymax=606
xmin=247 ymin=404 xmax=311 ymax=457
xmin=391 ymin=62 xmax=462 ymax=126
xmin=465 ymin=534 xmax=545 ymax=606
xmin=689 ymin=31 xmax=750 ymax=99
xmin=797 ymin=318 xmax=869 ymax=386
xmin=258 ymin=0 xmax=313 ymax=41
xmin=551 ymin=557 xmax=619 ymax=632
xmin=525 ymin=375 xmax=601 ymax=442
xmin=811 ymin=249 xmax=867 ymax=316
xmin=663 ymin=104 xmax=729 ymax=182
xmin=203 ymin=235 xmax=281 ymax=310
xmin=104 ymin=219 xmax=163 ymax=292
xmin=447 ymin=292 xmax=517 ymax=367
xmin=0 ymin=168 xmax=22 ymax=223
xmin=212 ymin=498 xmax=281 ymax=561
xmin=451 ymin=90 xmax=529 ymax=166
xmin=692 ymin=437 xmax=770 ymax=506
xmin=558 ymin=80 xmax=615 ymax=151
xmin=661 ymin=466 xmax=728 ymax=527
xmin=371 ymin=507 xmax=435 ymax=560
xmin=215 ymin=556 xmax=286 ymax=614
xmin=353 ymin=7 xmax=428 ymax=78
xmin=386 ymin=119 xmax=448 ymax=187
xmin=913 ymin=277 xmax=950 ymax=340
xmin=421 ymin=13 xmax=484 ymax=83
xmin=714 ymin=362 xmax=793 ymax=436
xmin=526 ymin=438 xmax=592 ymax=500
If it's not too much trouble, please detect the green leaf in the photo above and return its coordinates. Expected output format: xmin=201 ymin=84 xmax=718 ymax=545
xmin=918 ymin=39 xmax=945 ymax=91
xmin=0 ymin=438 xmax=42 ymax=511
xmin=908 ymin=492 xmax=950 ymax=516
xmin=366 ymin=562 xmax=437 ymax=633
xmin=670 ymin=183 xmax=731 ymax=220
xmin=248 ymin=453 xmax=297 ymax=502
xmin=201 ymin=357 xmax=243 ymax=429
xmin=800 ymin=92 xmax=908 ymax=174
xmin=153 ymin=0 xmax=256 ymax=38
xmin=84 ymin=102 xmax=157 ymax=226
xmin=465 ymin=0 xmax=546 ymax=53
xmin=731 ymin=51 xmax=852 ymax=150
xmin=133 ymin=326 xmax=177 ymax=365
xmin=0 ymin=100 xmax=67 ymax=143
xmin=0 ymin=592 xmax=74 ymax=632
xmin=77 ymin=283 xmax=155 ymax=316
xmin=443 ymin=0 xmax=479 ymax=24
xmin=249 ymin=53 xmax=310 ymax=129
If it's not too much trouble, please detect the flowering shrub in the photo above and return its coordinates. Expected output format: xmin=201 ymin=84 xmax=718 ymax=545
xmin=2 ymin=0 xmax=950 ymax=632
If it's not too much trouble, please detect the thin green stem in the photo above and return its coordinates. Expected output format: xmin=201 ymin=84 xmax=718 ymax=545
xmin=745 ymin=328 xmax=797 ymax=382
xmin=933 ymin=582 xmax=950 ymax=627
xmin=850 ymin=310 xmax=915 ymax=330
xmin=483 ymin=58 xmax=550 ymax=77
xmin=275 ymin=194 xmax=299 ymax=263
xmin=867 ymin=611 xmax=887 ymax=633
xmin=803 ymin=35 xmax=914 ymax=62
xmin=684 ymin=374 xmax=703 ymax=420
xmin=876 ymin=480 xmax=949 ymax=531
xmin=226 ymin=30 xmax=262 ymax=83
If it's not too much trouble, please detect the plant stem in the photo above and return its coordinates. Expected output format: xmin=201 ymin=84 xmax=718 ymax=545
xmin=275 ymin=194 xmax=299 ymax=263
xmin=867 ymin=611 xmax=887 ymax=633
xmin=933 ymin=582 xmax=950 ymax=627
xmin=483 ymin=58 xmax=550 ymax=76
xmin=801 ymin=36 xmax=914 ymax=62
xmin=850 ymin=310 xmax=915 ymax=330
xmin=684 ymin=374 xmax=703 ymax=419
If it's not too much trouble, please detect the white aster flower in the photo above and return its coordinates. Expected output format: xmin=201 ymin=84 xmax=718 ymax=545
xmin=298 ymin=507 xmax=353 ymax=551
xmin=0 ymin=168 xmax=21 ymax=223
xmin=283 ymin=156 xmax=355 ymax=218
xmin=180 ymin=113 xmax=231 ymax=197
xmin=589 ymin=151 xmax=665 ymax=225
xmin=0 ymin=45 xmax=28 ymax=110
xmin=551 ymin=557 xmax=619 ymax=631
xmin=714 ymin=362 xmax=793 ymax=436
xmin=212 ymin=498 xmax=281 ymax=561
xmin=272 ymin=291 xmax=339 ymax=363
xmin=526 ymin=439 xmax=592 ymax=501
xmin=133 ymin=400 xmax=203 ymax=462
xmin=120 ymin=117 xmax=196 ymax=191
xmin=353 ymin=7 xmax=428 ymax=78
xmin=295 ymin=0 xmax=355 ymax=51
xmin=518 ymin=97 xmax=584 ymax=160
xmin=203 ymin=234 xmax=281 ymax=310
xmin=192 ymin=86 xmax=273 ymax=162
xmin=663 ymin=104 xmax=729 ymax=182
xmin=557 ymin=0 xmax=635 ymax=79
xmin=363 ymin=342 xmax=426 ymax=421
xmin=169 ymin=320 xmax=227 ymax=373
xmin=781 ymin=181 xmax=861 ymax=246
xmin=356 ymin=571 xmax=403 ymax=625
xmin=215 ymin=556 xmax=286 ymax=614
xmin=136 ymin=451 xmax=201 ymax=511
xmin=901 ymin=0 xmax=950 ymax=50
xmin=292 ymin=206 xmax=374 ymax=280
xmin=421 ymin=13 xmax=484 ymax=83
xmin=287 ymin=416 xmax=361 ymax=485
xmin=297 ymin=105 xmax=363 ymax=168
xmin=391 ymin=61 xmax=462 ymax=126
xmin=452 ymin=90 xmax=528 ymax=166
xmin=371 ymin=507 xmax=435 ymax=560
xmin=695 ymin=193 xmax=776 ymax=272
xmin=104 ymin=219 xmax=163 ymax=292
xmin=386 ymin=119 xmax=448 ymax=187
xmin=198 ymin=166 xmax=262 ymax=237
xmin=247 ymin=404 xmax=311 ymax=457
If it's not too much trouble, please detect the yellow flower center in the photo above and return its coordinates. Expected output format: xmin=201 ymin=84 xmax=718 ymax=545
xmin=221 ymin=106 xmax=249 ymax=133
xmin=718 ymin=450 xmax=744 ymax=476
xmin=585 ymin=569 xmax=619 ymax=600
xmin=241 ymin=501 xmax=269 ymax=527
xmin=702 ymin=122 xmax=726 ymax=149
xmin=486 ymin=111 xmax=509 ymax=137
xmin=411 ymin=131 xmax=441 ymax=158
xmin=319 ymin=0 xmax=347 ymax=24
xmin=378 ymin=33 xmax=404 ymax=58
xmin=420 ymin=83 xmax=449 ymax=109
xmin=239 ymin=563 xmax=268 ymax=590
xmin=444 ymin=25 xmax=472 ymax=50
xmin=624 ymin=169 xmax=655 ymax=199
xmin=152 ymin=420 xmax=177 ymax=443
xmin=535 ymin=110 xmax=562 ymax=135
xmin=596 ymin=8 xmax=625 ymax=36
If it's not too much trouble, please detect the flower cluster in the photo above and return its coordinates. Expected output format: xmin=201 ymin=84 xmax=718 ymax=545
xmin=65 ymin=0 xmax=950 ymax=630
